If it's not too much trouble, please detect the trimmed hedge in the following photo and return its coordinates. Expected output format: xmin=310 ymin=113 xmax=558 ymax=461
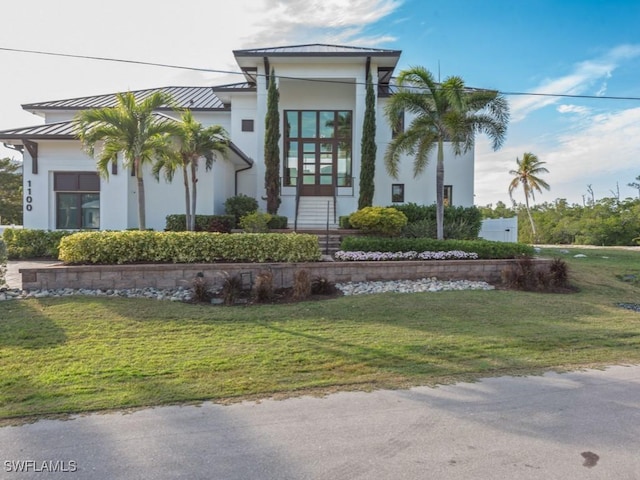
xmin=2 ymin=228 xmax=74 ymax=259
xmin=340 ymin=236 xmax=534 ymax=259
xmin=348 ymin=207 xmax=408 ymax=236
xmin=58 ymin=231 xmax=322 ymax=264
xmin=165 ymin=214 xmax=236 ymax=232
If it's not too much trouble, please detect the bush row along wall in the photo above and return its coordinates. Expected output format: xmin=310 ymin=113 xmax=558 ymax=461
xmin=19 ymin=259 xmax=553 ymax=291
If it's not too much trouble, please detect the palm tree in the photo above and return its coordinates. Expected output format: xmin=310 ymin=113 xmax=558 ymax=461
xmin=75 ymin=91 xmax=178 ymax=230
xmin=508 ymin=152 xmax=550 ymax=240
xmin=628 ymin=175 xmax=640 ymax=199
xmin=153 ymin=110 xmax=230 ymax=231
xmin=385 ymin=67 xmax=509 ymax=240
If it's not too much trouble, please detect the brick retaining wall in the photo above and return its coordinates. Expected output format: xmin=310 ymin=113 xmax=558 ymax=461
xmin=19 ymin=259 xmax=552 ymax=291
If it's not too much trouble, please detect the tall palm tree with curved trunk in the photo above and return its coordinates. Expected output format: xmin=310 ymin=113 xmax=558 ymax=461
xmin=75 ymin=91 xmax=178 ymax=230
xmin=385 ymin=67 xmax=509 ymax=240
xmin=153 ymin=110 xmax=230 ymax=231
xmin=508 ymin=152 xmax=550 ymax=241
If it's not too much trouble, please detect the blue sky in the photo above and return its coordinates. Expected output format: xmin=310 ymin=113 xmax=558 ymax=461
xmin=1 ymin=0 xmax=639 ymax=206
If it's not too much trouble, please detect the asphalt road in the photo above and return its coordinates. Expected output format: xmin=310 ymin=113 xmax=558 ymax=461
xmin=1 ymin=365 xmax=639 ymax=479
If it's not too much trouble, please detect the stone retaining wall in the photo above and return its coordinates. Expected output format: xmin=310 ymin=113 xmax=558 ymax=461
xmin=19 ymin=259 xmax=552 ymax=291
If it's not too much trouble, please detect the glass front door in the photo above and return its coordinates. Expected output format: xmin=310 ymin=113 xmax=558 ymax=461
xmin=284 ymin=110 xmax=352 ymax=196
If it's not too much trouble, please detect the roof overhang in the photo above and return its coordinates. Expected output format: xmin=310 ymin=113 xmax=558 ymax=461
xmin=233 ymin=43 xmax=401 ymax=84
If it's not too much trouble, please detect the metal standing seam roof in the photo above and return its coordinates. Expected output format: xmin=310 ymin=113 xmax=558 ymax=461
xmin=0 ymin=113 xmax=177 ymax=140
xmin=21 ymin=84 xmax=254 ymax=111
xmin=0 ymin=120 xmax=78 ymax=139
xmin=233 ymin=43 xmax=401 ymax=57
xmin=0 ymin=117 xmax=253 ymax=168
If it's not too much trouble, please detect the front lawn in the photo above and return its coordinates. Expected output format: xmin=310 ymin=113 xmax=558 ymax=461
xmin=1 ymin=247 xmax=639 ymax=422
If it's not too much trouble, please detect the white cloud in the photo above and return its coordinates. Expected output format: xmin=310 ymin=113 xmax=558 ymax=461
xmin=509 ymin=44 xmax=640 ymax=122
xmin=557 ymin=104 xmax=591 ymax=115
xmin=475 ymin=106 xmax=640 ymax=205
xmin=0 ymin=0 xmax=403 ymax=158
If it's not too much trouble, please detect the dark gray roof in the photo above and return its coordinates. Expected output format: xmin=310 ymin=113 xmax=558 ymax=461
xmin=0 ymin=119 xmax=253 ymax=168
xmin=234 ymin=43 xmax=401 ymax=57
xmin=0 ymin=113 xmax=175 ymax=140
xmin=0 ymin=120 xmax=78 ymax=139
xmin=21 ymin=85 xmax=244 ymax=111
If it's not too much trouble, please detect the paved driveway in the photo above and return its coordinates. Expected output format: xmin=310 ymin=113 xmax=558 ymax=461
xmin=1 ymin=365 xmax=639 ymax=479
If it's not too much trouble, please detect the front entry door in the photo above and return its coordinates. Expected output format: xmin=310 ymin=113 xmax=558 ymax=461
xmin=299 ymin=141 xmax=335 ymax=196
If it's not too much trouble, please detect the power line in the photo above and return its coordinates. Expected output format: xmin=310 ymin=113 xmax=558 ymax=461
xmin=2 ymin=46 xmax=640 ymax=102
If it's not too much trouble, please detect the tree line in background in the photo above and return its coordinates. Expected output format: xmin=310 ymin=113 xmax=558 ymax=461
xmin=480 ymin=196 xmax=640 ymax=246
xmin=0 ymin=157 xmax=22 ymax=225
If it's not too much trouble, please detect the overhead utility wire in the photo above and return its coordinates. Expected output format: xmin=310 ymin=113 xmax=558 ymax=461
xmin=2 ymin=46 xmax=640 ymax=102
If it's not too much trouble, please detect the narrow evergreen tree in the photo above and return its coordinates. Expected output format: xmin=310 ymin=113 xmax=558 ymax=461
xmin=358 ymin=73 xmax=376 ymax=209
xmin=264 ymin=69 xmax=281 ymax=214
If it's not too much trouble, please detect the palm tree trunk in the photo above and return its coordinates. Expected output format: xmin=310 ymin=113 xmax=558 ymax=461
xmin=524 ymin=195 xmax=537 ymax=242
xmin=182 ymin=163 xmax=191 ymax=231
xmin=135 ymin=157 xmax=146 ymax=230
xmin=436 ymin=139 xmax=445 ymax=240
xmin=190 ymin=160 xmax=198 ymax=232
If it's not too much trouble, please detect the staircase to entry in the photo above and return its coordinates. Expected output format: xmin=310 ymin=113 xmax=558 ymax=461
xmin=295 ymin=196 xmax=337 ymax=229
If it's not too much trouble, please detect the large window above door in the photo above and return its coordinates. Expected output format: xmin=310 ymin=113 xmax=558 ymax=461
xmin=284 ymin=110 xmax=352 ymax=195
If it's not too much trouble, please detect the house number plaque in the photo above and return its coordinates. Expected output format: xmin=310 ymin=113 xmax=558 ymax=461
xmin=25 ymin=180 xmax=33 ymax=211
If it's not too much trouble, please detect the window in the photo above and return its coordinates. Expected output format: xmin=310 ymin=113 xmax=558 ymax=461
xmin=392 ymin=110 xmax=404 ymax=138
xmin=241 ymin=119 xmax=254 ymax=132
xmin=444 ymin=185 xmax=453 ymax=206
xmin=392 ymin=184 xmax=404 ymax=203
xmin=284 ymin=110 xmax=352 ymax=188
xmin=54 ymin=172 xmax=100 ymax=229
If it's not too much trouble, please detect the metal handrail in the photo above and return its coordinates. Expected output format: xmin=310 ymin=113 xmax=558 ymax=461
xmin=293 ymin=174 xmax=301 ymax=231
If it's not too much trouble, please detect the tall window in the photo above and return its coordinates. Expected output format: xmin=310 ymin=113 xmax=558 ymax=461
xmin=54 ymin=172 xmax=100 ymax=229
xmin=284 ymin=110 xmax=352 ymax=188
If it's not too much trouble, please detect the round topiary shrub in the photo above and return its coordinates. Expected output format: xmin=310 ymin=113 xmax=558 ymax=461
xmin=348 ymin=206 xmax=408 ymax=236
xmin=224 ymin=195 xmax=259 ymax=227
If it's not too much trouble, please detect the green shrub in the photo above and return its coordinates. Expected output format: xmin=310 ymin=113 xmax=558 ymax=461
xmin=340 ymin=236 xmax=534 ymax=259
xmin=165 ymin=214 xmax=235 ymax=232
xmin=401 ymin=219 xmax=435 ymax=239
xmin=58 ymin=231 xmax=321 ymax=264
xmin=2 ymin=228 xmax=74 ymax=259
xmin=224 ymin=195 xmax=259 ymax=225
xmin=390 ymin=202 xmax=429 ymax=224
xmin=267 ymin=215 xmax=288 ymax=230
xmin=240 ymin=212 xmax=272 ymax=233
xmin=0 ymin=238 xmax=7 ymax=287
xmin=339 ymin=215 xmax=352 ymax=229
xmin=393 ymin=203 xmax=482 ymax=239
xmin=348 ymin=207 xmax=407 ymax=236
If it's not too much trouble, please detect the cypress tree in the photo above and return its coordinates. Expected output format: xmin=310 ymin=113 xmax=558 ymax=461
xmin=358 ymin=73 xmax=376 ymax=209
xmin=264 ymin=69 xmax=281 ymax=214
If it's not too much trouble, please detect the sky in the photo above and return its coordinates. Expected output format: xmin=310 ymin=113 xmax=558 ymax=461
xmin=1 ymin=0 xmax=640 ymax=207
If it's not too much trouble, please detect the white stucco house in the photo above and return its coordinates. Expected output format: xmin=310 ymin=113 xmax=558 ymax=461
xmin=0 ymin=44 xmax=474 ymax=231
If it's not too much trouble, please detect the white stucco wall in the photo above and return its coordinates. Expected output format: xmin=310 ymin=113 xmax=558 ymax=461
xmin=373 ymin=101 xmax=475 ymax=208
xmin=21 ymin=141 xmax=133 ymax=230
xmin=16 ymin=56 xmax=480 ymax=230
xmin=256 ymin=61 xmax=369 ymax=221
xmin=22 ymin=139 xmax=241 ymax=232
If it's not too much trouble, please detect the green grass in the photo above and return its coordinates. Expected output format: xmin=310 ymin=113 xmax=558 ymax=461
xmin=1 ymin=247 xmax=639 ymax=421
